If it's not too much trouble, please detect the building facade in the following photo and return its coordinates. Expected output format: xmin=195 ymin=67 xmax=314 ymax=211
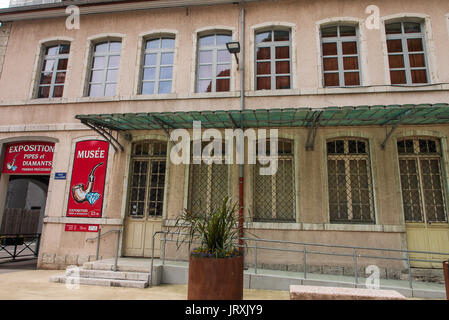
xmin=0 ymin=0 xmax=448 ymax=278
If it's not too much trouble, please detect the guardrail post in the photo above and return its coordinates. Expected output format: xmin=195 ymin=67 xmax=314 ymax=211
xmin=95 ymin=228 xmax=101 ymax=261
xmin=254 ymin=241 xmax=258 ymax=274
xmin=303 ymin=245 xmax=307 ymax=280
xmin=406 ymin=251 xmax=413 ymax=290
xmin=113 ymin=230 xmax=120 ymax=272
xmin=353 ymin=249 xmax=358 ymax=288
xmin=162 ymin=233 xmax=166 ymax=266
xmin=12 ymin=235 xmax=18 ymax=260
xmin=35 ymin=234 xmax=41 ymax=257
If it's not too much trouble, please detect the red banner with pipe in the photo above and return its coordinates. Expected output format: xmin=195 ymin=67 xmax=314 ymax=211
xmin=2 ymin=141 xmax=55 ymax=174
xmin=66 ymin=140 xmax=109 ymax=218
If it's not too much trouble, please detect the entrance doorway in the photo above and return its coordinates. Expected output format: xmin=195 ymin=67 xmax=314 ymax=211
xmin=123 ymin=141 xmax=167 ymax=257
xmin=397 ymin=137 xmax=449 ymax=268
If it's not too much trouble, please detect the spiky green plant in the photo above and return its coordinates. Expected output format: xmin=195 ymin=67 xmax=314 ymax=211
xmin=172 ymin=196 xmax=241 ymax=258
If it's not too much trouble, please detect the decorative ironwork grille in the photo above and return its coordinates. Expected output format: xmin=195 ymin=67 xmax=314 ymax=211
xmin=253 ymin=139 xmax=295 ymax=222
xmin=398 ymin=138 xmax=447 ymax=223
xmin=327 ymin=138 xmax=375 ymax=223
xmin=128 ymin=141 xmax=167 ymax=218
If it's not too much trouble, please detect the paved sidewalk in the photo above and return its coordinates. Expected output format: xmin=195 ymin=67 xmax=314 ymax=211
xmin=0 ymin=269 xmax=290 ymax=300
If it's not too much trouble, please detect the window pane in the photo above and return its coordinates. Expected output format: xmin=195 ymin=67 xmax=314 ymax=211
xmin=411 ymin=69 xmax=427 ymax=84
xmin=89 ymin=84 xmax=103 ymax=97
xmin=387 ymin=39 xmax=403 ymax=53
xmin=386 ymin=23 xmax=402 ymax=34
xmin=390 ymin=70 xmax=407 ymax=84
xmin=321 ymin=26 xmax=338 ymax=37
xmin=92 ymin=56 xmax=105 ymax=69
xmin=340 ymin=26 xmax=356 ymax=37
xmin=276 ymin=76 xmax=290 ymax=89
xmin=106 ymin=69 xmax=118 ymax=82
xmin=45 ymin=46 xmax=59 ymax=56
xmin=388 ymin=55 xmax=404 ymax=68
xmin=216 ymin=64 xmax=230 ymax=77
xmin=37 ymin=86 xmax=50 ymax=98
xmin=144 ymin=53 xmax=157 ymax=66
xmin=161 ymin=38 xmax=175 ymax=49
xmin=160 ymin=66 xmax=173 ymax=80
xmin=95 ymin=42 xmax=108 ymax=53
xmin=198 ymin=79 xmax=212 ymax=93
xmin=344 ymin=72 xmax=360 ymax=86
xmin=407 ymin=38 xmax=424 ymax=52
xmin=322 ymin=42 xmax=337 ymax=56
xmin=53 ymin=85 xmax=64 ymax=98
xmin=105 ymin=83 xmax=116 ymax=96
xmin=323 ymin=57 xmax=338 ymax=71
xmin=90 ymin=70 xmax=104 ymax=83
xmin=55 ymin=72 xmax=66 ymax=84
xmin=342 ymin=42 xmax=357 ymax=54
xmin=216 ymin=79 xmax=230 ymax=92
xmin=199 ymin=35 xmax=214 ymax=46
xmin=217 ymin=50 xmax=231 ymax=63
xmin=146 ymin=38 xmax=160 ymax=49
xmin=409 ymin=54 xmax=425 ymax=68
xmin=158 ymin=81 xmax=172 ymax=94
xmin=216 ymin=34 xmax=232 ymax=45
xmin=108 ymin=55 xmax=120 ymax=68
xmin=143 ymin=67 xmax=156 ymax=81
xmin=199 ymin=65 xmax=212 ymax=78
xmin=275 ymin=46 xmax=289 ymax=59
xmin=324 ymin=73 xmax=339 ymax=86
xmin=161 ymin=52 xmax=174 ymax=65
xmin=273 ymin=30 xmax=289 ymax=41
xmin=276 ymin=61 xmax=290 ymax=74
xmin=257 ymin=62 xmax=271 ymax=75
xmin=404 ymin=22 xmax=421 ymax=33
xmin=109 ymin=41 xmax=122 ymax=52
xmin=42 ymin=59 xmax=55 ymax=72
xmin=57 ymin=58 xmax=68 ymax=70
xmin=256 ymin=31 xmax=272 ymax=43
xmin=141 ymin=81 xmax=155 ymax=94
xmin=257 ymin=77 xmax=271 ymax=90
xmin=256 ymin=47 xmax=270 ymax=60
xmin=39 ymin=73 xmax=52 ymax=85
xmin=343 ymin=56 xmax=358 ymax=70
xmin=199 ymin=50 xmax=213 ymax=63
xmin=59 ymin=44 xmax=70 ymax=54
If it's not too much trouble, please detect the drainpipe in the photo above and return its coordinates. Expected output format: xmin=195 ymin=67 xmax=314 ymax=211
xmin=238 ymin=3 xmax=245 ymax=252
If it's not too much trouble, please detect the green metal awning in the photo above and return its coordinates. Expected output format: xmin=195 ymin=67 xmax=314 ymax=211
xmin=75 ymin=103 xmax=449 ymax=151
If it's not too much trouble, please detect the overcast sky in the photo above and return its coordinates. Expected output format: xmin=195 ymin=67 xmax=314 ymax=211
xmin=0 ymin=0 xmax=9 ymax=9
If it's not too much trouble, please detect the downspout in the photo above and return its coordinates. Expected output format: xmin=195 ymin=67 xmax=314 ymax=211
xmin=238 ymin=3 xmax=245 ymax=252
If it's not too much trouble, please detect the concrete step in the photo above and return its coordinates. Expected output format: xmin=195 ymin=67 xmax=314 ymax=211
xmin=83 ymin=261 xmax=150 ymax=273
xmin=49 ymin=274 xmax=148 ymax=288
xmin=68 ymin=268 xmax=149 ymax=281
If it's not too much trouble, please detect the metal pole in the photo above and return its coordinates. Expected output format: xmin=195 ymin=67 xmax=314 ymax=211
xmin=113 ymin=230 xmax=120 ymax=272
xmin=149 ymin=231 xmax=158 ymax=287
xmin=443 ymin=261 xmax=449 ymax=300
xmin=254 ymin=241 xmax=258 ymax=274
xmin=406 ymin=251 xmax=413 ymax=290
xmin=162 ymin=234 xmax=166 ymax=266
xmin=303 ymin=245 xmax=307 ymax=280
xmin=35 ymin=234 xmax=41 ymax=257
xmin=96 ymin=228 xmax=101 ymax=261
xmin=353 ymin=248 xmax=358 ymax=288
xmin=13 ymin=235 xmax=18 ymax=260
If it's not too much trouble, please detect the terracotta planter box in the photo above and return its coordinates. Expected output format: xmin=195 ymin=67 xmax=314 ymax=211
xmin=188 ymin=254 xmax=243 ymax=300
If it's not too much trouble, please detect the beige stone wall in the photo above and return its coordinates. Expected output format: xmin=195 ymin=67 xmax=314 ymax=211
xmin=0 ymin=22 xmax=11 ymax=78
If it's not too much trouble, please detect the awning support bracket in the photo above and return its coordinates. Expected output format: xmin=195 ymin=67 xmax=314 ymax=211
xmin=305 ymin=111 xmax=323 ymax=151
xmin=81 ymin=120 xmax=124 ymax=152
xmin=380 ymin=109 xmax=414 ymax=150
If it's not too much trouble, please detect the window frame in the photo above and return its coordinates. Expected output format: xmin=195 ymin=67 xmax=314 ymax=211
xmin=320 ymin=23 xmax=362 ymax=87
xmin=385 ymin=20 xmax=430 ymax=85
xmin=254 ymin=28 xmax=292 ymax=90
xmin=36 ymin=42 xmax=70 ymax=99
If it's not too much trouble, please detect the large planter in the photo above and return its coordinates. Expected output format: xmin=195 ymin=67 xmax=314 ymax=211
xmin=187 ymin=254 xmax=243 ymax=300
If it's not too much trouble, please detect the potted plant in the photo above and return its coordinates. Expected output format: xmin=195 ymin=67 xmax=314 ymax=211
xmin=171 ymin=196 xmax=243 ymax=300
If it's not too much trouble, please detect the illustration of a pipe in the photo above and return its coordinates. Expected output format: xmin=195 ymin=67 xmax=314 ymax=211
xmin=72 ymin=162 xmax=103 ymax=205
xmin=6 ymin=154 xmax=19 ymax=171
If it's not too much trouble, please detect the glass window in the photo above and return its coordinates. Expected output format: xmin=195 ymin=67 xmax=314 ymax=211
xmin=255 ymin=29 xmax=291 ymax=90
xmin=141 ymin=36 xmax=175 ymax=95
xmin=88 ymin=40 xmax=121 ymax=97
xmin=321 ymin=24 xmax=361 ymax=87
xmin=196 ymin=33 xmax=232 ymax=93
xmin=327 ymin=138 xmax=375 ymax=223
xmin=385 ymin=21 xmax=429 ymax=85
xmin=37 ymin=43 xmax=70 ymax=98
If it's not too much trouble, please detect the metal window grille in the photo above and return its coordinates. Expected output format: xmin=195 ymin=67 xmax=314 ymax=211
xmin=327 ymin=138 xmax=375 ymax=223
xmin=37 ymin=43 xmax=70 ymax=98
xmin=127 ymin=141 xmax=167 ymax=218
xmin=385 ymin=21 xmax=429 ymax=85
xmin=398 ymin=138 xmax=447 ymax=223
xmin=196 ymin=33 xmax=232 ymax=93
xmin=255 ymin=28 xmax=292 ymax=90
xmin=253 ymin=139 xmax=295 ymax=222
xmin=88 ymin=40 xmax=122 ymax=97
xmin=320 ymin=24 xmax=361 ymax=87
xmin=141 ymin=36 xmax=175 ymax=95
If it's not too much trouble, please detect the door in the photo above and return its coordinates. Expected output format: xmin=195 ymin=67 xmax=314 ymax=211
xmin=398 ymin=138 xmax=449 ymax=268
xmin=123 ymin=141 xmax=167 ymax=257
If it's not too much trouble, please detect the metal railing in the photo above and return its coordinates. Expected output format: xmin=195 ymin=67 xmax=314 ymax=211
xmin=0 ymin=233 xmax=41 ymax=262
xmin=86 ymin=228 xmax=121 ymax=272
xmin=148 ymin=230 xmax=449 ymax=289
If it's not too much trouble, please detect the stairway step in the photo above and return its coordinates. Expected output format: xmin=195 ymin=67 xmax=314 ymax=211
xmin=49 ymin=275 xmax=148 ymax=288
xmin=66 ymin=269 xmax=149 ymax=281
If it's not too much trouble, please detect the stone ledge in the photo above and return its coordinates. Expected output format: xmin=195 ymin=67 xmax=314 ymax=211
xmin=290 ymin=285 xmax=406 ymax=300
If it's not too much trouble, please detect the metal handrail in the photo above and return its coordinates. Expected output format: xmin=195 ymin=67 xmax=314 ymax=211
xmin=86 ymin=228 xmax=121 ymax=271
xmin=149 ymin=230 xmax=449 ymax=290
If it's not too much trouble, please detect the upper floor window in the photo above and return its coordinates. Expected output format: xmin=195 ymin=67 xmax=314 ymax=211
xmin=326 ymin=138 xmax=375 ymax=223
xmin=255 ymin=29 xmax=291 ymax=90
xmin=320 ymin=24 xmax=360 ymax=87
xmin=37 ymin=43 xmax=70 ymax=98
xmin=196 ymin=33 xmax=232 ymax=93
xmin=141 ymin=36 xmax=175 ymax=95
xmin=88 ymin=40 xmax=121 ymax=97
xmin=385 ymin=21 xmax=429 ymax=85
